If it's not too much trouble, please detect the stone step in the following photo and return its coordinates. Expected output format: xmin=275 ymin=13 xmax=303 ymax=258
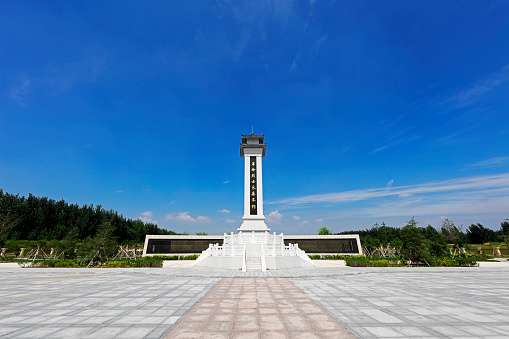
xmin=246 ymin=257 xmax=262 ymax=271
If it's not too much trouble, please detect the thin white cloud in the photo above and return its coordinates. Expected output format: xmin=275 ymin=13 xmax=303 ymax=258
xmin=315 ymin=218 xmax=323 ymax=223
xmin=372 ymin=135 xmax=421 ymax=153
xmin=386 ymin=180 xmax=394 ymax=191
xmin=8 ymin=78 xmax=31 ymax=107
xmin=196 ymin=216 xmax=212 ymax=223
xmin=116 ymin=190 xmax=124 ymax=193
xmin=138 ymin=211 xmax=158 ymax=224
xmin=352 ymin=191 xmax=509 ymax=219
xmin=293 ymin=216 xmax=301 ymax=220
xmin=166 ymin=212 xmax=207 ymax=223
xmin=226 ymin=219 xmax=237 ymax=223
xmin=470 ymin=156 xmax=509 ymax=168
xmin=266 ymin=210 xmax=282 ymax=224
xmin=218 ymin=209 xmax=231 ymax=213
xmin=166 ymin=212 xmax=210 ymax=223
xmin=223 ymin=181 xmax=229 ymax=184
xmin=270 ymin=172 xmax=509 ymax=207
xmin=448 ymin=64 xmax=509 ymax=108
xmin=302 ymin=220 xmax=309 ymax=224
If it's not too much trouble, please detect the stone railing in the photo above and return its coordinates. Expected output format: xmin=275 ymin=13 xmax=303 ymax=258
xmin=194 ymin=232 xmax=311 ymax=264
xmin=223 ymin=231 xmax=284 ymax=246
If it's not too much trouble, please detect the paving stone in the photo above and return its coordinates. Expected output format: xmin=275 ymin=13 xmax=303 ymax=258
xmin=1 ymin=266 xmax=509 ymax=338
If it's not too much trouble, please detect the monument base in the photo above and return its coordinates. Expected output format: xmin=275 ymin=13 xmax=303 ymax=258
xmin=238 ymin=217 xmax=270 ymax=232
xmin=192 ymin=232 xmax=315 ymax=271
xmin=194 ymin=254 xmax=313 ymax=270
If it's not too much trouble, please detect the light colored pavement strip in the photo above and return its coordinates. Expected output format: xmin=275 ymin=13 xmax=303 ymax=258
xmin=291 ymin=268 xmax=509 ymax=338
xmin=165 ymin=277 xmax=356 ymax=339
xmin=0 ymin=269 xmax=219 ymax=339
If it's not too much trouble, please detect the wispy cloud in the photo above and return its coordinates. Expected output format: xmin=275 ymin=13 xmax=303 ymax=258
xmin=349 ymin=190 xmax=509 ymax=219
xmin=469 ymin=156 xmax=509 ymax=168
xmin=166 ymin=212 xmax=211 ymax=223
xmin=138 ymin=211 xmax=158 ymax=224
xmin=218 ymin=209 xmax=230 ymax=213
xmin=116 ymin=190 xmax=124 ymax=193
xmin=270 ymin=172 xmax=509 ymax=208
xmin=292 ymin=215 xmax=301 ymax=220
xmin=371 ymin=134 xmax=421 ymax=153
xmin=315 ymin=218 xmax=323 ymax=223
xmin=223 ymin=180 xmax=229 ymax=184
xmin=196 ymin=216 xmax=212 ymax=223
xmin=8 ymin=78 xmax=31 ymax=107
xmin=446 ymin=64 xmax=509 ymax=108
xmin=226 ymin=219 xmax=237 ymax=223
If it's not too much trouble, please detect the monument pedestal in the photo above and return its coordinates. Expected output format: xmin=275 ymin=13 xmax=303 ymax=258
xmin=238 ymin=217 xmax=270 ymax=233
xmin=193 ymin=231 xmax=314 ymax=271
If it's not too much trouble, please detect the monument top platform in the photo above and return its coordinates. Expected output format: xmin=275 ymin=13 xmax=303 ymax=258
xmin=240 ymin=133 xmax=266 ymax=157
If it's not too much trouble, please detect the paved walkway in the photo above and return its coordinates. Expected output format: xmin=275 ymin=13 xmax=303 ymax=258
xmin=1 ymin=266 xmax=509 ymax=338
xmin=166 ymin=278 xmax=355 ymax=338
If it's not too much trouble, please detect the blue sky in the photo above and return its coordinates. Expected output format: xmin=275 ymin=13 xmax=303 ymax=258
xmin=2 ymin=1 xmax=509 ymax=234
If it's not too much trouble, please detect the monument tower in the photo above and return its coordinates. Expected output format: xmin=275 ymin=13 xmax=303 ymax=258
xmin=238 ymin=133 xmax=270 ymax=232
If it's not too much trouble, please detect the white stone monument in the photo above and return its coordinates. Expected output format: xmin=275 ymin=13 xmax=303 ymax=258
xmin=142 ymin=132 xmax=362 ymax=270
xmin=192 ymin=132 xmax=314 ymax=271
xmin=238 ymin=133 xmax=270 ymax=232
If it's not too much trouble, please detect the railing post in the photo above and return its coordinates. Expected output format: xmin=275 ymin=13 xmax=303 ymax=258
xmin=242 ymin=245 xmax=247 ymax=272
xmin=261 ymin=244 xmax=266 ymax=272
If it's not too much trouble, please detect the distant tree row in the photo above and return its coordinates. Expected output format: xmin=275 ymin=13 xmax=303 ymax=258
xmin=333 ymin=217 xmax=509 ymax=254
xmin=318 ymin=218 xmax=509 ymax=263
xmin=0 ymin=189 xmax=177 ymax=246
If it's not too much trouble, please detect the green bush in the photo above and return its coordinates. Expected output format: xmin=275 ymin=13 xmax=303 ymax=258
xmin=150 ymin=254 xmax=199 ymax=260
xmin=36 ymin=257 xmax=163 ymax=268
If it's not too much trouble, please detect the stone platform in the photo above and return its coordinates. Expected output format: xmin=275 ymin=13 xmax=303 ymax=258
xmin=1 ymin=266 xmax=509 ymax=338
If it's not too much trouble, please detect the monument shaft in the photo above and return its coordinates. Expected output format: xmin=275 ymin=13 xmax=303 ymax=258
xmin=239 ymin=133 xmax=269 ymax=232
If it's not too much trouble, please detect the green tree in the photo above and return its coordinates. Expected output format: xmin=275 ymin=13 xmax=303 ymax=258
xmin=400 ymin=217 xmax=429 ymax=264
xmin=390 ymin=237 xmax=403 ymax=256
xmin=0 ymin=209 xmax=21 ymax=247
xmin=441 ymin=218 xmax=465 ymax=248
xmin=55 ymin=227 xmax=79 ymax=259
xmin=318 ymin=226 xmax=331 ymax=235
xmin=80 ymin=221 xmax=118 ymax=266
xmin=498 ymin=219 xmax=509 ymax=251
xmin=467 ymin=223 xmax=496 ymax=244
xmin=423 ymin=225 xmax=448 ymax=257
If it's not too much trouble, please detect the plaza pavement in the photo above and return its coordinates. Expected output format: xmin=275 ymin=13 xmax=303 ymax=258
xmin=1 ymin=265 xmax=509 ymax=338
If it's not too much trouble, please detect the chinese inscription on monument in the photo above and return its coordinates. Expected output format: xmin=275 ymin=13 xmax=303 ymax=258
xmin=250 ymin=156 xmax=257 ymax=215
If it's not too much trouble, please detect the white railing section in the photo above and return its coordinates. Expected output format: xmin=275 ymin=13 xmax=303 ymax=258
xmin=193 ymin=245 xmax=212 ymax=266
xmin=242 ymin=245 xmax=247 ymax=272
xmin=261 ymin=244 xmax=266 ymax=272
xmin=223 ymin=231 xmax=285 ymax=246
xmin=194 ymin=232 xmax=312 ymax=265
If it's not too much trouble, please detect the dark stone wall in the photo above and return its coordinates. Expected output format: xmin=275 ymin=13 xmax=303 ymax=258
xmin=146 ymin=239 xmax=223 ymax=254
xmin=284 ymin=238 xmax=359 ymax=254
xmin=146 ymin=237 xmax=360 ymax=254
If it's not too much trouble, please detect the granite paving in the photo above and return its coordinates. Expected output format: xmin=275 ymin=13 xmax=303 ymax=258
xmin=0 ymin=268 xmax=219 ymax=338
xmin=165 ymin=277 xmax=355 ymax=338
xmin=1 ymin=266 xmax=508 ymax=338
xmin=291 ymin=267 xmax=509 ymax=338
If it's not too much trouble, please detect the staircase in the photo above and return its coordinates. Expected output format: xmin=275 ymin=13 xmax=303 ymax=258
xmin=246 ymin=256 xmax=262 ymax=271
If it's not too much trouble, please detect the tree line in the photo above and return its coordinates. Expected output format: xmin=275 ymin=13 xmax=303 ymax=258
xmin=332 ymin=217 xmax=509 ymax=260
xmin=0 ymin=189 xmax=177 ymax=246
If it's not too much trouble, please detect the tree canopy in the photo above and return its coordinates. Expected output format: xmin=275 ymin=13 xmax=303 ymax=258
xmin=0 ymin=189 xmax=177 ymax=246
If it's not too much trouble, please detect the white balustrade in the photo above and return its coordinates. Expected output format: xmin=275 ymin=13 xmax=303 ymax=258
xmin=194 ymin=232 xmax=309 ymax=263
